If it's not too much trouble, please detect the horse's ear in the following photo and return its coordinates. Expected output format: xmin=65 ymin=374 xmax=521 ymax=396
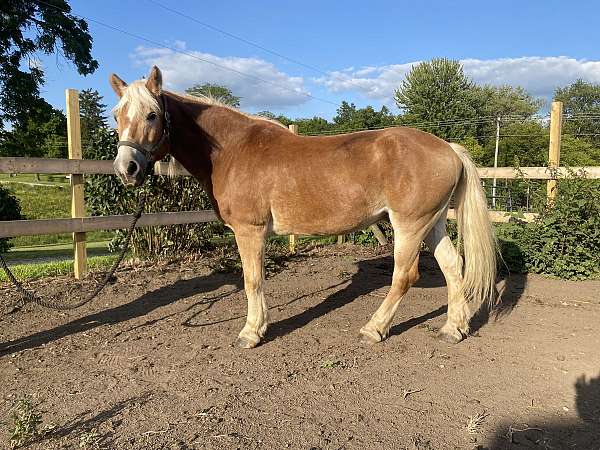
xmin=146 ymin=66 xmax=162 ymax=96
xmin=110 ymin=73 xmax=127 ymax=97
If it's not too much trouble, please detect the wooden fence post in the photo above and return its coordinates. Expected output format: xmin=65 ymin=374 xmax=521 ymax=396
xmin=66 ymin=89 xmax=87 ymax=279
xmin=547 ymin=101 xmax=563 ymax=205
xmin=288 ymin=124 xmax=299 ymax=253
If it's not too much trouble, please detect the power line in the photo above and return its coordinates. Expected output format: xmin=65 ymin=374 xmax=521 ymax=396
xmin=34 ymin=0 xmax=339 ymax=107
xmin=145 ymin=0 xmax=329 ymax=77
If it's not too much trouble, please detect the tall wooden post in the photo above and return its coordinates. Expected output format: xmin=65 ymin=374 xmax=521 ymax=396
xmin=547 ymin=101 xmax=563 ymax=205
xmin=288 ymin=124 xmax=299 ymax=254
xmin=66 ymin=89 xmax=87 ymax=279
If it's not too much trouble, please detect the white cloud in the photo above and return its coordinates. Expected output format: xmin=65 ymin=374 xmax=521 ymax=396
xmin=316 ymin=63 xmax=414 ymax=101
xmin=316 ymin=56 xmax=600 ymax=102
xmin=131 ymin=43 xmax=311 ymax=109
xmin=463 ymin=57 xmax=600 ymax=96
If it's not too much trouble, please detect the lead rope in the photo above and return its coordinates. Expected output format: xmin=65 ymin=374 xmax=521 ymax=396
xmin=0 ymin=162 xmax=154 ymax=312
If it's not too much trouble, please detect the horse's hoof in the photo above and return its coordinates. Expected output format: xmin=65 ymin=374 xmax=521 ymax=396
xmin=235 ymin=337 xmax=258 ymax=349
xmin=359 ymin=329 xmax=383 ymax=345
xmin=437 ymin=330 xmax=464 ymax=344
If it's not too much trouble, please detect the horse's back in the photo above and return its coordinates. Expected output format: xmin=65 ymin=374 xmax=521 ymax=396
xmin=253 ymin=127 xmax=462 ymax=235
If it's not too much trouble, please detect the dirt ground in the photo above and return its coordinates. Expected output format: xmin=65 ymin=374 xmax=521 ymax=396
xmin=0 ymin=244 xmax=599 ymax=450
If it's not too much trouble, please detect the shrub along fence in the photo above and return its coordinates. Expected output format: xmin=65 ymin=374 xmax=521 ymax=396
xmin=0 ymin=93 xmax=599 ymax=280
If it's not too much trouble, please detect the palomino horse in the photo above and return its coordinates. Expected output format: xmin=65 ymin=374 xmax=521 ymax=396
xmin=110 ymin=66 xmax=497 ymax=348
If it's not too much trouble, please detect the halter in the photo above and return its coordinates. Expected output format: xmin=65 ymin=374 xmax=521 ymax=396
xmin=117 ymin=94 xmax=171 ymax=162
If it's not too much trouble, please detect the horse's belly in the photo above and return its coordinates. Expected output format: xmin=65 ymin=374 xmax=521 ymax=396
xmin=270 ymin=205 xmax=387 ymax=236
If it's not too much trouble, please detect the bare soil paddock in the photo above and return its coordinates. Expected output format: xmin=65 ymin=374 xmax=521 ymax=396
xmin=1 ymin=245 xmax=599 ymax=449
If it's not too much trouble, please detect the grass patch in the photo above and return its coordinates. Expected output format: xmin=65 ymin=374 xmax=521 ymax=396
xmin=0 ymin=255 xmax=121 ymax=283
xmin=3 ymin=241 xmax=111 ymax=264
xmin=1 ymin=177 xmax=70 ymax=220
xmin=11 ymin=232 xmax=115 ymax=248
xmin=78 ymin=429 xmax=103 ymax=449
xmin=0 ymin=173 xmax=69 ymax=185
xmin=320 ymin=357 xmax=343 ymax=369
xmin=7 ymin=396 xmax=55 ymax=448
xmin=1 ymin=175 xmax=115 ymax=247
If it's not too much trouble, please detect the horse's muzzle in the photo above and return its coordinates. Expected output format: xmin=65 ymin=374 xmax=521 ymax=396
xmin=114 ymin=145 xmax=148 ymax=187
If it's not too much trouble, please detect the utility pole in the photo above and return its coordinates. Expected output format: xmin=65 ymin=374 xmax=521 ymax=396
xmin=492 ymin=116 xmax=500 ymax=209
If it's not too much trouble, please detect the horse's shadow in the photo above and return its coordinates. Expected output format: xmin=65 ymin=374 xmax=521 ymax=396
xmin=269 ymin=251 xmax=527 ymax=341
xmin=266 ymin=253 xmax=446 ymax=340
xmin=0 ymin=250 xmax=527 ymax=355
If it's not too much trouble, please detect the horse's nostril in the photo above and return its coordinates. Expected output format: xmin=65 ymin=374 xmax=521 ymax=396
xmin=126 ymin=161 xmax=138 ymax=176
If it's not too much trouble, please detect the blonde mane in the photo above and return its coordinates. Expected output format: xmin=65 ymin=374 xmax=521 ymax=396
xmin=177 ymin=91 xmax=288 ymax=129
xmin=113 ymin=79 xmax=287 ymax=130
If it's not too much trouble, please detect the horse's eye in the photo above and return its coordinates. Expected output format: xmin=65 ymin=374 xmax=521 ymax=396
xmin=147 ymin=112 xmax=157 ymax=121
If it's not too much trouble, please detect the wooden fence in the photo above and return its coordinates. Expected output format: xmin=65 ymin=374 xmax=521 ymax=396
xmin=1 ymin=96 xmax=599 ymax=279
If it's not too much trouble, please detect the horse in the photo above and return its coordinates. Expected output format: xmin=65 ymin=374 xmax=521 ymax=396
xmin=110 ymin=66 xmax=497 ymax=349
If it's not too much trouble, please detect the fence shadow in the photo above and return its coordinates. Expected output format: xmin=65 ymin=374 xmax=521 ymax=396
xmin=0 ymin=272 xmax=241 ymax=356
xmin=481 ymin=372 xmax=600 ymax=449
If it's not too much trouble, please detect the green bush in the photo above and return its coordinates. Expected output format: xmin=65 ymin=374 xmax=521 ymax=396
xmin=499 ymin=175 xmax=600 ymax=280
xmin=0 ymin=185 xmax=23 ymax=252
xmin=84 ymin=128 xmax=224 ymax=257
xmin=495 ymin=223 xmax=527 ymax=273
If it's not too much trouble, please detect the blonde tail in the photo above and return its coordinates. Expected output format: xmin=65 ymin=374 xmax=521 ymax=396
xmin=449 ymin=143 xmax=498 ymax=308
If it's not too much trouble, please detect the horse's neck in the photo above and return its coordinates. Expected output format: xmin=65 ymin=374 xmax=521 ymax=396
xmin=167 ymin=94 xmax=253 ymax=183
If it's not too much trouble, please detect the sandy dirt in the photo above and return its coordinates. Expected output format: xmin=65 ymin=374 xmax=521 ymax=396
xmin=0 ymin=244 xmax=599 ymax=449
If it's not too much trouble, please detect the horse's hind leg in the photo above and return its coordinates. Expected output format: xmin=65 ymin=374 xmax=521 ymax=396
xmin=424 ymin=217 xmax=470 ymax=343
xmin=234 ymin=225 xmax=269 ymax=349
xmin=359 ymin=214 xmax=424 ymax=344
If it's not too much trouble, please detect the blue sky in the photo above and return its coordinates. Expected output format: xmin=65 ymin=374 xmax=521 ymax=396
xmin=38 ymin=0 xmax=600 ymax=120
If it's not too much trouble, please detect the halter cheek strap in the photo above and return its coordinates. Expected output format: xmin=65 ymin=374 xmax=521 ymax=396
xmin=117 ymin=94 xmax=171 ymax=162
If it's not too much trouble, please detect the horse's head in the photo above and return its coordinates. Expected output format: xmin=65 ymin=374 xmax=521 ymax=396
xmin=110 ymin=66 xmax=170 ymax=186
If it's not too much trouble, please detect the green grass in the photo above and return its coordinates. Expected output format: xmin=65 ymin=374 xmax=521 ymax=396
xmin=4 ymin=241 xmax=111 ymax=264
xmin=1 ymin=175 xmax=115 ymax=247
xmin=8 ymin=396 xmax=44 ymax=448
xmin=0 ymin=254 xmax=122 ymax=283
xmin=3 ymin=177 xmax=70 ymax=219
xmin=0 ymin=173 xmax=70 ymax=184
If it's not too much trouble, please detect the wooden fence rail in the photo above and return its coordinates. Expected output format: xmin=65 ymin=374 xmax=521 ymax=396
xmin=0 ymin=157 xmax=190 ymax=176
xmin=3 ymin=157 xmax=599 ymax=180
xmin=0 ymin=211 xmax=218 ymax=239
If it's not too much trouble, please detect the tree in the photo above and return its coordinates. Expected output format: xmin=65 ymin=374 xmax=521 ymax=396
xmin=555 ymin=79 xmax=600 ymax=145
xmin=395 ymin=58 xmax=477 ymax=140
xmin=186 ymin=83 xmax=241 ymax=107
xmin=560 ymin=135 xmax=600 ymax=166
xmin=256 ymin=111 xmax=293 ymax=127
xmin=473 ymin=85 xmax=543 ymax=119
xmin=0 ymin=100 xmax=67 ymax=158
xmin=79 ymin=89 xmax=107 ymax=144
xmin=295 ymin=116 xmax=334 ymax=135
xmin=0 ymin=0 xmax=97 ymax=129
xmin=482 ymin=120 xmax=549 ymax=167
xmin=258 ymin=112 xmax=334 ymax=135
xmin=333 ymin=101 xmax=396 ymax=131
xmin=470 ymin=85 xmax=544 ymax=148
xmin=0 ymin=185 xmax=23 ymax=252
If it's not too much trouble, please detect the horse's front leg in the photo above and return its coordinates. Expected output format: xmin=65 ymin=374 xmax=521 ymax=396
xmin=234 ymin=225 xmax=268 ymax=349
